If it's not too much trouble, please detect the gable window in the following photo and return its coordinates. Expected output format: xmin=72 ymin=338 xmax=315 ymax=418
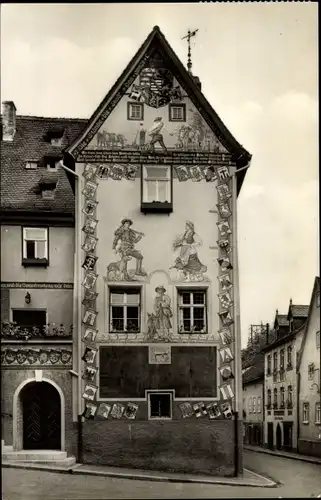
xmin=248 ymin=397 xmax=252 ymax=413
xmin=308 ymin=363 xmax=315 ymax=381
xmin=316 ymin=331 xmax=320 ymax=349
xmin=178 ymin=290 xmax=207 ymax=334
xmin=252 ymin=397 xmax=256 ymax=413
xmin=22 ymin=227 xmax=48 ymax=267
xmin=273 ymin=388 xmax=278 ymax=409
xmin=267 ymin=355 xmax=272 ymax=375
xmin=169 ymin=104 xmax=186 ymax=122
xmin=127 ymin=102 xmax=144 ymax=121
xmin=25 ymin=161 xmax=38 ymax=170
xmin=148 ymin=391 xmax=172 ymax=420
xmin=287 ymin=385 xmax=293 ymax=409
xmin=109 ymin=288 xmax=140 ymax=333
xmin=267 ymin=389 xmax=272 ymax=409
xmin=315 ymin=402 xmax=321 ymax=424
xmin=287 ymin=345 xmax=293 ymax=369
xmin=303 ymin=402 xmax=310 ymax=423
xmin=280 ymin=387 xmax=285 ymax=408
xmin=141 ymin=165 xmax=172 ymax=213
xmin=257 ymin=396 xmax=261 ymax=413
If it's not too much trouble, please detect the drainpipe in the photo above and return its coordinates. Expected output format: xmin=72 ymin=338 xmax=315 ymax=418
xmin=59 ymin=159 xmax=83 ymax=462
xmin=297 ymin=372 xmax=300 ymax=450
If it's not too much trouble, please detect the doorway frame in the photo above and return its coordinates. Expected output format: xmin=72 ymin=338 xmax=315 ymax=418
xmin=13 ymin=377 xmax=65 ymax=451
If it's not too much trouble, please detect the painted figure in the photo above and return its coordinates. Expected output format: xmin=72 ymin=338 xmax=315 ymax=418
xmin=134 ymin=123 xmax=147 ymax=148
xmin=171 ymin=221 xmax=207 ymax=281
xmin=108 ymin=218 xmax=146 ymax=281
xmin=154 ymin=286 xmax=173 ymax=336
xmin=148 ymin=117 xmax=167 ymax=152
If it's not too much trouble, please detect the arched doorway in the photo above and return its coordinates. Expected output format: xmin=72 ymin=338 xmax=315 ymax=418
xmin=21 ymin=382 xmax=61 ymax=450
xmin=276 ymin=423 xmax=282 ymax=450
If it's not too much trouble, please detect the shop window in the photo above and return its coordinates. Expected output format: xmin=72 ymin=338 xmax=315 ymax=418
xmin=127 ymin=102 xmax=144 ymax=121
xmin=109 ymin=288 xmax=141 ymax=333
xmin=303 ymin=402 xmax=310 ymax=423
xmin=169 ymin=103 xmax=186 ymax=122
xmin=178 ymin=289 xmax=207 ymax=334
xmin=141 ymin=165 xmax=172 ymax=213
xmin=315 ymin=402 xmax=321 ymax=424
xmin=148 ymin=391 xmax=172 ymax=420
xmin=22 ymin=227 xmax=48 ymax=267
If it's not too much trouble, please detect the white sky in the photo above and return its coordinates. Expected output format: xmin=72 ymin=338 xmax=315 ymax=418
xmin=1 ymin=3 xmax=318 ymax=346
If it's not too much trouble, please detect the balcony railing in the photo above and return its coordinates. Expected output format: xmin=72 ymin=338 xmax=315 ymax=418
xmin=1 ymin=322 xmax=73 ymax=340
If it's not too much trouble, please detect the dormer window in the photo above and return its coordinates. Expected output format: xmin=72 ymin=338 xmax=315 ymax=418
xmin=45 ymin=156 xmax=60 ymax=170
xmin=25 ymin=161 xmax=38 ymax=170
xmin=45 ymin=128 xmax=65 ymax=145
xmin=141 ymin=165 xmax=172 ymax=213
xmin=50 ymin=137 xmax=63 ymax=146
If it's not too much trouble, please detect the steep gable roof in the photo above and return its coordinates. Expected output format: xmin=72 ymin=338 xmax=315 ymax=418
xmin=1 ymin=115 xmax=86 ymax=216
xmin=297 ymin=277 xmax=320 ymax=371
xmin=65 ymin=26 xmax=251 ymax=194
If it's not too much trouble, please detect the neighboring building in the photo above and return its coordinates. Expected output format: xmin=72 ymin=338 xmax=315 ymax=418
xmin=62 ymin=25 xmax=251 ymax=476
xmin=242 ymin=353 xmax=264 ymax=446
xmin=297 ymin=277 xmax=321 ymax=458
xmin=262 ymin=303 xmax=308 ymax=451
xmin=0 ymin=104 xmax=86 ymax=460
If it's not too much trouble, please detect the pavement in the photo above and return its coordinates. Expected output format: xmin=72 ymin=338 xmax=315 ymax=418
xmin=244 ymin=444 xmax=321 ymax=465
xmin=1 ymin=459 xmax=276 ymax=488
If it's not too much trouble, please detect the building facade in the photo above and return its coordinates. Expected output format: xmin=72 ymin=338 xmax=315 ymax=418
xmin=262 ymin=304 xmax=308 ymax=451
xmin=242 ymin=355 xmax=264 ymax=447
xmin=297 ymin=277 xmax=321 ymax=458
xmin=0 ymin=104 xmax=86 ymax=458
xmin=1 ymin=26 xmax=252 ymax=476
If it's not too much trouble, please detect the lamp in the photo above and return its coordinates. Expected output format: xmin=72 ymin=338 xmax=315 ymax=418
xmin=25 ymin=292 xmax=31 ymax=304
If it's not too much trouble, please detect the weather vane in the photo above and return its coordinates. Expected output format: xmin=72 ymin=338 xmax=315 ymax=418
xmin=182 ymin=29 xmax=199 ymax=74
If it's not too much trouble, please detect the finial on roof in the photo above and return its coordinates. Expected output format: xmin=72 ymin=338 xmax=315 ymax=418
xmin=290 ymin=298 xmax=292 ymax=306
xmin=276 ymin=309 xmax=278 ymax=316
xmin=181 ymin=29 xmax=199 ymax=74
xmin=153 ymin=25 xmax=160 ymax=31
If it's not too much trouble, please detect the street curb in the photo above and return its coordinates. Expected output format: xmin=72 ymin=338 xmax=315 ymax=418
xmin=244 ymin=446 xmax=321 ymax=465
xmin=1 ymin=462 xmax=277 ymax=488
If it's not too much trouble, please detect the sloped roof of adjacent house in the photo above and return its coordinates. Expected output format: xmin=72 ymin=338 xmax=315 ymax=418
xmin=65 ymin=25 xmax=252 ymax=194
xmin=290 ymin=305 xmax=310 ymax=318
xmin=276 ymin=314 xmax=289 ymax=326
xmin=1 ymin=115 xmax=86 ymax=215
xmin=261 ymin=322 xmax=306 ymax=353
xmin=297 ymin=277 xmax=320 ymax=371
xmin=242 ymin=352 xmax=264 ymax=385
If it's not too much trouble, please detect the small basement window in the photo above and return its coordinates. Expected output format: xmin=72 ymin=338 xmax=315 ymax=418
xmin=25 ymin=161 xmax=38 ymax=170
xmin=127 ymin=102 xmax=144 ymax=121
xmin=169 ymin=104 xmax=186 ymax=122
xmin=141 ymin=165 xmax=172 ymax=213
xmin=22 ymin=227 xmax=48 ymax=267
xmin=148 ymin=391 xmax=172 ymax=420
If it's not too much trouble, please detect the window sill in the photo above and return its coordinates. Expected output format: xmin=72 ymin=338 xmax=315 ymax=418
xmin=141 ymin=202 xmax=172 ymax=214
xmin=303 ymin=421 xmax=309 ymax=425
xmin=22 ymin=258 xmax=48 ymax=267
xmin=149 ymin=416 xmax=172 ymax=421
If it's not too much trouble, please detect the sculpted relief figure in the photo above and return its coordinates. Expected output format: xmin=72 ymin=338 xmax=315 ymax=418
xmin=107 ymin=218 xmax=147 ymax=281
xmin=171 ymin=221 xmax=208 ymax=282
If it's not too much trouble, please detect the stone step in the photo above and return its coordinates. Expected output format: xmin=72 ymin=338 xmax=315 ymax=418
xmin=3 ymin=456 xmax=77 ymax=468
xmin=2 ymin=445 xmax=13 ymax=452
xmin=2 ymin=450 xmax=68 ymax=461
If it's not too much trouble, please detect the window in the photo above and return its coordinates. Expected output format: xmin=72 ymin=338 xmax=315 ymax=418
xmin=273 ymin=388 xmax=278 ymax=409
xmin=148 ymin=391 xmax=172 ymax=420
xmin=308 ymin=363 xmax=315 ymax=381
xmin=169 ymin=104 xmax=186 ymax=122
xmin=45 ymin=157 xmax=60 ymax=170
xmin=50 ymin=137 xmax=63 ymax=146
xmin=22 ymin=227 xmax=48 ymax=265
xmin=127 ymin=102 xmax=144 ymax=121
xmin=280 ymin=387 xmax=285 ymax=408
xmin=109 ymin=288 xmax=140 ymax=333
xmin=287 ymin=386 xmax=293 ymax=409
xmin=178 ymin=290 xmax=207 ymax=333
xmin=25 ymin=161 xmax=38 ymax=169
xmin=252 ymin=397 xmax=257 ymax=413
xmin=303 ymin=402 xmax=310 ymax=423
xmin=317 ymin=331 xmax=320 ymax=349
xmin=257 ymin=397 xmax=261 ymax=413
xmin=267 ymin=355 xmax=272 ymax=375
xmin=12 ymin=309 xmax=47 ymax=336
xmin=267 ymin=389 xmax=272 ymax=409
xmin=248 ymin=397 xmax=252 ymax=413
xmin=280 ymin=349 xmax=285 ymax=371
xmin=141 ymin=165 xmax=172 ymax=213
xmin=315 ymin=402 xmax=321 ymax=424
xmin=287 ymin=345 xmax=293 ymax=368
xmin=273 ymin=352 xmax=278 ymax=372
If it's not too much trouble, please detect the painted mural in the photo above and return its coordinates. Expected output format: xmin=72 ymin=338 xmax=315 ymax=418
xmin=170 ymin=221 xmax=209 ymax=282
xmin=107 ymin=218 xmax=147 ymax=281
xmin=146 ymin=285 xmax=173 ymax=342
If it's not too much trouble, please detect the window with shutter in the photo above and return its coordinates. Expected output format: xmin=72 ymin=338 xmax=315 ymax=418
xmin=22 ymin=227 xmax=48 ymax=266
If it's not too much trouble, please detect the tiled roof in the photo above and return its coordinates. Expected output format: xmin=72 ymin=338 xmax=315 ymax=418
xmin=291 ymin=305 xmax=309 ymax=318
xmin=243 ymin=354 xmax=264 ymax=385
xmin=276 ymin=314 xmax=289 ymax=326
xmin=1 ymin=115 xmax=87 ymax=213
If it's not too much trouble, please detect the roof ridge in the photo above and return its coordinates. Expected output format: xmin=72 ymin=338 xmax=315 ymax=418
xmin=1 ymin=114 xmax=88 ymax=122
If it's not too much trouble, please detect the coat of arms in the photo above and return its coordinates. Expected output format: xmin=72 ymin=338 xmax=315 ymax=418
xmin=16 ymin=351 xmax=27 ymax=364
xmin=61 ymin=349 xmax=72 ymax=364
xmin=129 ymin=67 xmax=182 ymax=109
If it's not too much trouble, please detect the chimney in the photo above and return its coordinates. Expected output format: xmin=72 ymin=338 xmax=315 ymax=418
xmin=265 ymin=323 xmax=269 ymax=345
xmin=2 ymin=101 xmax=16 ymax=141
xmin=192 ymin=75 xmax=202 ymax=91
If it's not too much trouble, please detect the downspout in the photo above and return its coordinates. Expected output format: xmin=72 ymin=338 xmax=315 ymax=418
xmin=59 ymin=159 xmax=83 ymax=461
xmin=297 ymin=371 xmax=300 ymax=449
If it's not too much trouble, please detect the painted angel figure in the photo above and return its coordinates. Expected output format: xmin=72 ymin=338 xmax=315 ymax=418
xmin=171 ymin=221 xmax=207 ymax=281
